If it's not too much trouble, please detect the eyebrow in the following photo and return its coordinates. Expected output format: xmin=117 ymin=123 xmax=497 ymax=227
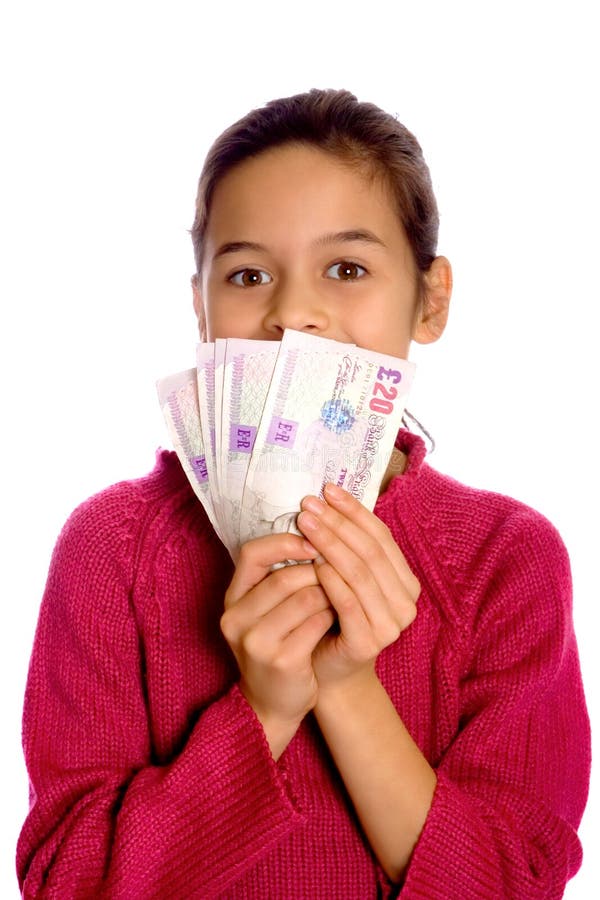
xmin=212 ymin=229 xmax=387 ymax=261
xmin=313 ymin=229 xmax=387 ymax=250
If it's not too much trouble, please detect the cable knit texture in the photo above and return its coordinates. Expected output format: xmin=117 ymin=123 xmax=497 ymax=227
xmin=17 ymin=431 xmax=590 ymax=898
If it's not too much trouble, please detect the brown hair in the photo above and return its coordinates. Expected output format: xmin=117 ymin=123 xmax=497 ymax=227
xmin=191 ymin=88 xmax=439 ymax=275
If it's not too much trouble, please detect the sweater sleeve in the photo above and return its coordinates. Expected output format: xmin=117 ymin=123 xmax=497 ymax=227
xmin=17 ymin=492 xmax=305 ymax=898
xmin=401 ymin=512 xmax=591 ymax=899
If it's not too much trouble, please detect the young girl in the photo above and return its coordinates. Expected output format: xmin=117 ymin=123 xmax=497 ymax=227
xmin=17 ymin=89 xmax=590 ymax=898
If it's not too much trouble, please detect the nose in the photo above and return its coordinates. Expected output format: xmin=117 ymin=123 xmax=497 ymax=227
xmin=261 ymin=280 xmax=330 ymax=336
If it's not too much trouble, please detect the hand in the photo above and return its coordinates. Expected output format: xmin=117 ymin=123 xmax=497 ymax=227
xmin=221 ymin=532 xmax=335 ymax=756
xmin=296 ymin=483 xmax=420 ymax=690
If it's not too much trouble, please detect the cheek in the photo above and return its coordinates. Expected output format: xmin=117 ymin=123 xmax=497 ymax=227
xmin=203 ymin=296 xmax=260 ymax=341
xmin=351 ymin=296 xmax=415 ymax=355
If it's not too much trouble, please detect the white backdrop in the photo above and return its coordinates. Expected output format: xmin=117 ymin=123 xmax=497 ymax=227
xmin=1 ymin=1 xmax=597 ymax=895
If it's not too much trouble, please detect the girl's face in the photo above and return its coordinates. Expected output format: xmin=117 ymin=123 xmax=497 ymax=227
xmin=194 ymin=144 xmax=451 ymax=359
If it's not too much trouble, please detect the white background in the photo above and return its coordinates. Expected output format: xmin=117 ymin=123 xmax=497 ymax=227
xmin=1 ymin=0 xmax=597 ymax=895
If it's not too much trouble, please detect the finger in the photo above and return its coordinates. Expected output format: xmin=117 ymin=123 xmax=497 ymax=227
xmin=227 ymin=532 xmax=318 ymax=605
xmin=239 ymin=585 xmax=332 ymax=656
xmin=296 ymin=504 xmax=398 ymax=605
xmin=297 ymin=507 xmax=417 ymax=633
xmin=324 ymin=483 xmax=418 ymax=592
xmin=311 ymin=561 xmax=375 ymax=648
xmin=223 ymin=572 xmax=324 ymax=642
xmin=314 ymin=557 xmax=414 ymax=647
xmin=222 ymin=562 xmax=321 ymax=645
xmin=299 ymin=490 xmax=420 ymax=601
xmin=281 ymin=606 xmax=336 ymax=663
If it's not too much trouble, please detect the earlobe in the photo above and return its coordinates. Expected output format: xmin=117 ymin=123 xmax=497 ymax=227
xmin=191 ymin=273 xmax=207 ymax=342
xmin=412 ymin=256 xmax=452 ymax=345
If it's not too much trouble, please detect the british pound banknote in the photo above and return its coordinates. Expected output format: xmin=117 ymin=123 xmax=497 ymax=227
xmin=158 ymin=330 xmax=415 ymax=560
xmin=239 ymin=330 xmax=414 ymax=544
xmin=220 ymin=340 xmax=279 ymax=544
xmin=156 ymin=368 xmax=224 ymax=543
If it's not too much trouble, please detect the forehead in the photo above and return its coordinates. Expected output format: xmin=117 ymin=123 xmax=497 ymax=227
xmin=205 ymin=144 xmax=402 ymax=244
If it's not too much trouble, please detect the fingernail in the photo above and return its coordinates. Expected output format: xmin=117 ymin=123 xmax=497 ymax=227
xmin=301 ymin=496 xmax=326 ymax=515
xmin=298 ymin=510 xmax=318 ymax=531
xmin=324 ymin=482 xmax=344 ymax=500
xmin=302 ymin=539 xmax=318 ymax=555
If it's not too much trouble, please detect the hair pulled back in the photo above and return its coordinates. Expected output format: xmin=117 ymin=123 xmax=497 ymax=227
xmin=191 ymin=88 xmax=439 ymax=274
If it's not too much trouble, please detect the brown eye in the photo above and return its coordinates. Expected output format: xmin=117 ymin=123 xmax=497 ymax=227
xmin=229 ymin=268 xmax=272 ymax=287
xmin=326 ymin=261 xmax=367 ymax=281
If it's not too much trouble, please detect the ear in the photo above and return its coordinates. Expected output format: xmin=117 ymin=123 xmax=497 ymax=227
xmin=412 ymin=256 xmax=452 ymax=345
xmin=191 ymin=273 xmax=207 ymax=341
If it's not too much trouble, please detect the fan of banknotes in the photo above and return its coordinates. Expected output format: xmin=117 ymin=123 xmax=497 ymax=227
xmin=157 ymin=329 xmax=415 ymax=560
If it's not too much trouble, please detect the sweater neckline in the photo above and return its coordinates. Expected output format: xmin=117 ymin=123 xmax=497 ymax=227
xmin=393 ymin=428 xmax=428 ymax=478
xmin=372 ymin=428 xmax=427 ymax=515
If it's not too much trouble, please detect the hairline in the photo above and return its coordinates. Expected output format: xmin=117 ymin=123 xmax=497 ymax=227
xmin=196 ymin=139 xmax=402 ymax=275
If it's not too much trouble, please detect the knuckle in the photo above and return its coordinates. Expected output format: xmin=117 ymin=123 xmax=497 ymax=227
xmin=291 ymin=584 xmax=312 ymax=607
xmin=223 ymin=585 xmax=237 ymax=610
xmin=237 ymin=541 xmax=254 ymax=565
xmin=329 ymin=508 xmax=346 ymax=531
xmin=313 ymin=605 xmax=334 ymax=627
xmin=305 ymin=586 xmax=329 ymax=614
xmin=241 ymin=626 xmax=265 ymax=660
xmin=403 ymin=602 xmax=418 ymax=628
xmin=410 ymin=575 xmax=422 ymax=599
xmin=276 ymin=562 xmax=317 ymax=594
xmin=270 ymin=649 xmax=293 ymax=675
xmin=390 ymin=593 xmax=417 ymax=633
xmin=346 ymin=562 xmax=370 ymax=591
xmin=386 ymin=622 xmax=402 ymax=644
xmin=362 ymin=536 xmax=386 ymax=566
xmin=334 ymin=590 xmax=357 ymax=615
xmin=220 ymin=608 xmax=237 ymax=642
xmin=275 ymin=565 xmax=303 ymax=595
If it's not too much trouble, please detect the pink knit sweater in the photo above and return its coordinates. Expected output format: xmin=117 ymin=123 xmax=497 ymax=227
xmin=17 ymin=432 xmax=590 ymax=899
